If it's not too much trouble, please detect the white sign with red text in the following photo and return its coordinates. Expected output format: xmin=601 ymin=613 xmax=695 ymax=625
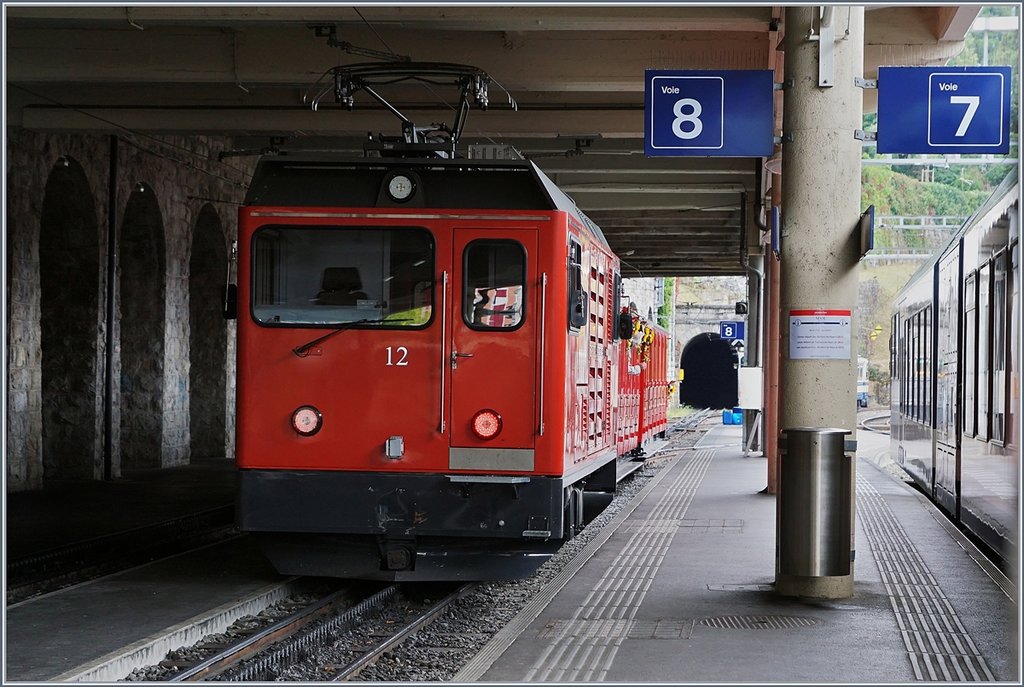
xmin=788 ymin=309 xmax=852 ymax=360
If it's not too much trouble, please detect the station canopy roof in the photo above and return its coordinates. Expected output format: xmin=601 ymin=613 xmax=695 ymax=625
xmin=5 ymin=5 xmax=982 ymax=276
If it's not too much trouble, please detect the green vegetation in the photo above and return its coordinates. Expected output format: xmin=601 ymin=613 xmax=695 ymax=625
xmin=658 ymin=277 xmax=675 ymax=329
xmin=862 ymin=166 xmax=990 ymax=217
xmin=862 ymin=167 xmax=991 ymax=253
xmin=669 ymin=404 xmax=699 ymax=420
xmin=856 ymin=7 xmax=1021 ymax=405
xmin=858 ymin=262 xmax=919 ymax=405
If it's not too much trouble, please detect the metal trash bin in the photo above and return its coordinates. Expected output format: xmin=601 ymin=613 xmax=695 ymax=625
xmin=777 ymin=427 xmax=853 ymax=577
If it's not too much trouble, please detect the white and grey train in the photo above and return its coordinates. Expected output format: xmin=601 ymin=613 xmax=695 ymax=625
xmin=890 ymin=170 xmax=1019 ymax=566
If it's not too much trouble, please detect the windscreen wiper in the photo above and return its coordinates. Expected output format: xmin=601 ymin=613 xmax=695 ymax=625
xmin=293 ymin=318 xmax=411 ymax=357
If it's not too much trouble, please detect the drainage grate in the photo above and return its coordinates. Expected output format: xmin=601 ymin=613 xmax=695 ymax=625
xmin=698 ymin=614 xmax=819 ymax=630
xmin=707 ymin=583 xmax=774 ymax=592
xmin=521 ymin=449 xmax=718 ymax=682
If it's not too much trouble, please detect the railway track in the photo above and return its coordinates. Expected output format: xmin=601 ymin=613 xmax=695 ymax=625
xmin=859 ymin=412 xmax=891 ymax=435
xmin=155 ymin=582 xmax=467 ymax=682
xmin=6 ymin=505 xmax=237 ymax=605
xmin=321 ymin=583 xmax=471 ymax=682
xmin=122 ymin=412 xmax=717 ymax=682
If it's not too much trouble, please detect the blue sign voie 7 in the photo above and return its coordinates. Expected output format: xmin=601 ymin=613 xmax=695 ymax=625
xmin=720 ymin=321 xmax=745 ymax=340
xmin=645 ymin=70 xmax=774 ymax=157
xmin=877 ymin=66 xmax=1012 ymax=154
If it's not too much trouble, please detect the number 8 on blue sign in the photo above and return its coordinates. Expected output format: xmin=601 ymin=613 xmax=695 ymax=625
xmin=672 ymin=98 xmax=704 ymax=140
xmin=720 ymin=321 xmax=743 ymax=340
xmin=644 ymin=70 xmax=774 ymax=158
xmin=650 ymin=76 xmax=725 ymax=150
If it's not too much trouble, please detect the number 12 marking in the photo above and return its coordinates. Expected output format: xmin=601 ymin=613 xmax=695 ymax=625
xmin=386 ymin=346 xmax=409 ymax=366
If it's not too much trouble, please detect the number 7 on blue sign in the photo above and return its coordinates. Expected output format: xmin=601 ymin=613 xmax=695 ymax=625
xmin=928 ymin=71 xmax=1005 ymax=147
xmin=877 ymin=66 xmax=1012 ymax=154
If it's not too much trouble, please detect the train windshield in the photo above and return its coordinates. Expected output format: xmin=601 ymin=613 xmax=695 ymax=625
xmin=251 ymin=225 xmax=434 ymax=327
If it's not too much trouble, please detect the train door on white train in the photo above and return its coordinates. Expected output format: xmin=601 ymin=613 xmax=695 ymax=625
xmin=448 ymin=228 xmax=539 ymax=457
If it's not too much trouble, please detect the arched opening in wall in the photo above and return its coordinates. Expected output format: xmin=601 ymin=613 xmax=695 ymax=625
xmin=678 ymin=332 xmax=739 ymax=410
xmin=40 ymin=156 xmax=100 ymax=480
xmin=119 ymin=183 xmax=165 ymax=470
xmin=189 ymin=204 xmax=228 ymax=460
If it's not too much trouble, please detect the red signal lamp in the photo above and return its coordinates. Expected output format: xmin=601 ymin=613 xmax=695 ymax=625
xmin=471 ymin=409 xmax=503 ymax=440
xmin=291 ymin=405 xmax=323 ymax=436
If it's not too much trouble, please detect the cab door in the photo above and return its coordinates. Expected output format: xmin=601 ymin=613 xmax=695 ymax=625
xmin=449 ymin=228 xmax=538 ymax=455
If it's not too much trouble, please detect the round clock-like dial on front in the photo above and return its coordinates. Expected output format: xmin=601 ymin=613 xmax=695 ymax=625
xmin=387 ymin=174 xmax=415 ymax=202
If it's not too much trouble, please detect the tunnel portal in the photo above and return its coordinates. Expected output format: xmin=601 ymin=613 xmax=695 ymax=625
xmin=679 ymin=332 xmax=740 ymax=410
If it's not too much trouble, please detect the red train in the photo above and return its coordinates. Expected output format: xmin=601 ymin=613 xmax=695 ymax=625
xmin=234 ymin=154 xmax=669 ymax=580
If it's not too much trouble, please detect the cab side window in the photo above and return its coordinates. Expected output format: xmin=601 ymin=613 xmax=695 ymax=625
xmin=568 ymin=238 xmax=587 ymax=330
xmin=463 ymin=240 xmax=525 ymax=329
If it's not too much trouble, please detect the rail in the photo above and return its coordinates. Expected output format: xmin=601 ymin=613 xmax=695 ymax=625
xmin=169 ymin=587 xmax=370 ymax=681
xmin=328 ymin=584 xmax=473 ymax=681
xmin=858 ymin=412 xmax=890 ymax=435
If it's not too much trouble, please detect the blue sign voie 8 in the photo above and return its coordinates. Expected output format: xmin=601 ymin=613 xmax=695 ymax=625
xmin=877 ymin=66 xmax=1012 ymax=154
xmin=720 ymin=321 xmax=744 ymax=340
xmin=645 ymin=70 xmax=774 ymax=157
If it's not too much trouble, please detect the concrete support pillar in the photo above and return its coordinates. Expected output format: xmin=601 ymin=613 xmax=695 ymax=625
xmin=777 ymin=5 xmax=864 ymax=599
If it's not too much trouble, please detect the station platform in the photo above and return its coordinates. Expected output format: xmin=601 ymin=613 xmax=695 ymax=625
xmin=4 ymin=457 xmax=254 ymax=683
xmin=4 ymin=427 xmax=1019 ymax=683
xmin=457 ymin=424 xmax=1020 ymax=683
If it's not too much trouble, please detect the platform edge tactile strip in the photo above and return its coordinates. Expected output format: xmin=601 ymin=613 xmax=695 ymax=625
xmin=451 ymin=448 xmax=695 ymax=681
xmin=454 ymin=448 xmax=716 ymax=682
xmin=857 ymin=475 xmax=997 ymax=682
xmin=523 ymin=449 xmax=716 ymax=681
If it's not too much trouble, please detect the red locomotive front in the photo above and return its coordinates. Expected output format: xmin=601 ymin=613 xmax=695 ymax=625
xmin=235 ymin=156 xmax=635 ymax=580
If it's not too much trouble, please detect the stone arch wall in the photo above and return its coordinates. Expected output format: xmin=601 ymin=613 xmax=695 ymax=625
xmin=119 ymin=183 xmax=166 ymax=470
xmin=6 ymin=199 xmax=47 ymax=490
xmin=188 ymin=204 xmax=228 ymax=460
xmin=6 ymin=130 xmax=253 ymax=492
xmin=7 ymin=131 xmax=111 ymax=491
xmin=39 ymin=157 xmax=102 ymax=479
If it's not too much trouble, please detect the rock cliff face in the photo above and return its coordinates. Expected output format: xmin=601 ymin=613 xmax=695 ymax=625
xmin=679 ymin=276 xmax=747 ymax=307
